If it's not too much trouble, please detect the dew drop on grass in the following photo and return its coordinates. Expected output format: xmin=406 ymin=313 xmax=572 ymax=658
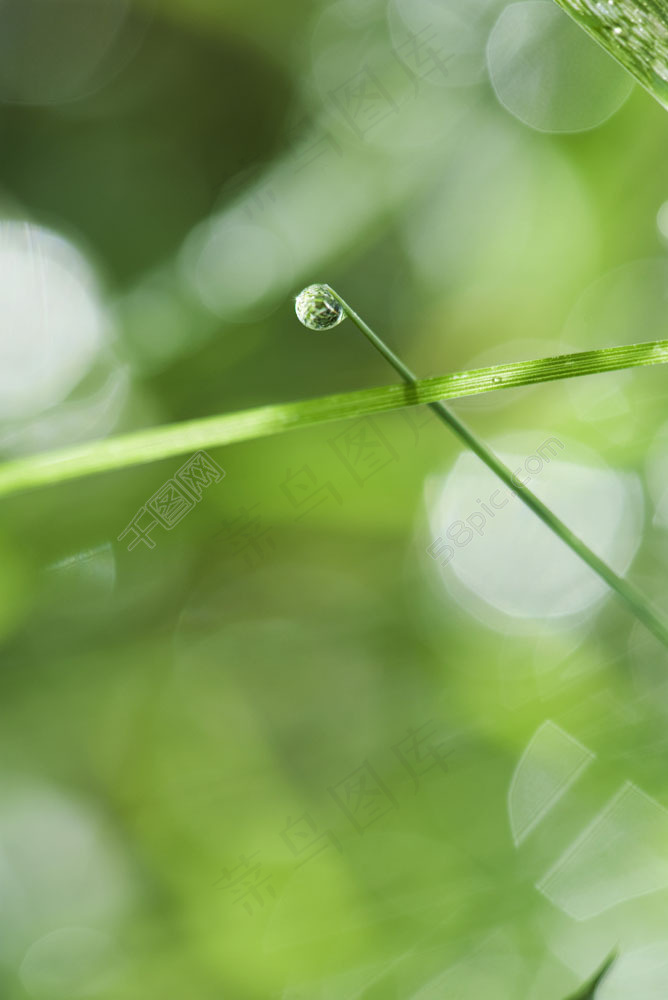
xmin=295 ymin=284 xmax=346 ymax=331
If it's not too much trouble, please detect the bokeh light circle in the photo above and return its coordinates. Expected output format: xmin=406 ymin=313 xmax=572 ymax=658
xmin=0 ymin=0 xmax=132 ymax=105
xmin=0 ymin=221 xmax=108 ymax=421
xmin=19 ymin=927 xmax=119 ymax=1000
xmin=487 ymin=2 xmax=634 ymax=133
xmin=424 ymin=432 xmax=644 ymax=633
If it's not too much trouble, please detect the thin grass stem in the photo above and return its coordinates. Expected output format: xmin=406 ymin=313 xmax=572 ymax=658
xmin=328 ymin=286 xmax=668 ymax=649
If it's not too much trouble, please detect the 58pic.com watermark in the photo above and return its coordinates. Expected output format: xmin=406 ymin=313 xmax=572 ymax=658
xmin=426 ymin=437 xmax=565 ymax=568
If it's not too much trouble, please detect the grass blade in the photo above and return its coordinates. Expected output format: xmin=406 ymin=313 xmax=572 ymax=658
xmin=563 ymin=952 xmax=617 ymax=999
xmin=322 ymin=284 xmax=668 ymax=647
xmin=0 ymin=338 xmax=666 ymax=498
xmin=553 ymin=0 xmax=668 ymax=109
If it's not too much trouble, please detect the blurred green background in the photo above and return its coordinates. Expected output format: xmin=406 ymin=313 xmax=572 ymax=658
xmin=3 ymin=0 xmax=668 ymax=997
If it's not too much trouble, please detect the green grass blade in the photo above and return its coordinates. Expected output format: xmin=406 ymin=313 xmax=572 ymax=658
xmin=553 ymin=0 xmax=668 ymax=109
xmin=563 ymin=952 xmax=617 ymax=999
xmin=0 ymin=338 xmax=667 ymax=498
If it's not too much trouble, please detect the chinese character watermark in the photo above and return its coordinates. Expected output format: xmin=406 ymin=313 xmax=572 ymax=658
xmin=118 ymin=451 xmax=225 ymax=551
xmin=329 ymin=416 xmax=399 ymax=486
xmin=214 ymin=852 xmax=276 ymax=916
xmin=426 ymin=437 xmax=565 ymax=568
xmin=214 ymin=719 xmax=453 ymax=917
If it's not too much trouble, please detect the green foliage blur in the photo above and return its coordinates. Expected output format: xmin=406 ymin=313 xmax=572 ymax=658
xmin=2 ymin=1 xmax=668 ymax=997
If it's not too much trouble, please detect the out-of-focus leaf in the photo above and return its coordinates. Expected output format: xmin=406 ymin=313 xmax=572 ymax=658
xmin=564 ymin=952 xmax=617 ymax=1000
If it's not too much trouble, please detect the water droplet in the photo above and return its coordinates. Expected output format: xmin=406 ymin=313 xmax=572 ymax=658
xmin=492 ymin=376 xmax=502 ymax=384
xmin=295 ymin=284 xmax=346 ymax=331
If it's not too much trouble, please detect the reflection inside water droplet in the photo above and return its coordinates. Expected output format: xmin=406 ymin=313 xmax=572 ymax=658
xmin=295 ymin=284 xmax=346 ymax=331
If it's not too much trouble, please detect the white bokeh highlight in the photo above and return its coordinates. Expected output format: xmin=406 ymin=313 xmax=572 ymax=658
xmin=424 ymin=433 xmax=645 ymax=632
xmin=0 ymin=0 xmax=131 ymax=105
xmin=598 ymin=944 xmax=668 ymax=1000
xmin=508 ymin=721 xmax=595 ymax=847
xmin=646 ymin=418 xmax=668 ymax=531
xmin=510 ymin=726 xmax=668 ymax=923
xmin=0 ymin=222 xmax=107 ymax=421
xmin=656 ymin=201 xmax=668 ymax=244
xmin=537 ymin=782 xmax=668 ymax=920
xmin=389 ymin=0 xmax=502 ymax=89
xmin=487 ymin=2 xmax=633 ymax=133
xmin=19 ymin=927 xmax=119 ymax=1000
xmin=0 ymin=783 xmax=133 ymax=963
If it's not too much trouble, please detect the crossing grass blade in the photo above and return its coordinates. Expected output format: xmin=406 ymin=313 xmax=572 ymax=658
xmin=0 ymin=338 xmax=667 ymax=498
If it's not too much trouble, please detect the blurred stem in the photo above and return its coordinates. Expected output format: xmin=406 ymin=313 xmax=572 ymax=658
xmin=564 ymin=951 xmax=617 ymax=999
xmin=329 ymin=287 xmax=668 ymax=650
